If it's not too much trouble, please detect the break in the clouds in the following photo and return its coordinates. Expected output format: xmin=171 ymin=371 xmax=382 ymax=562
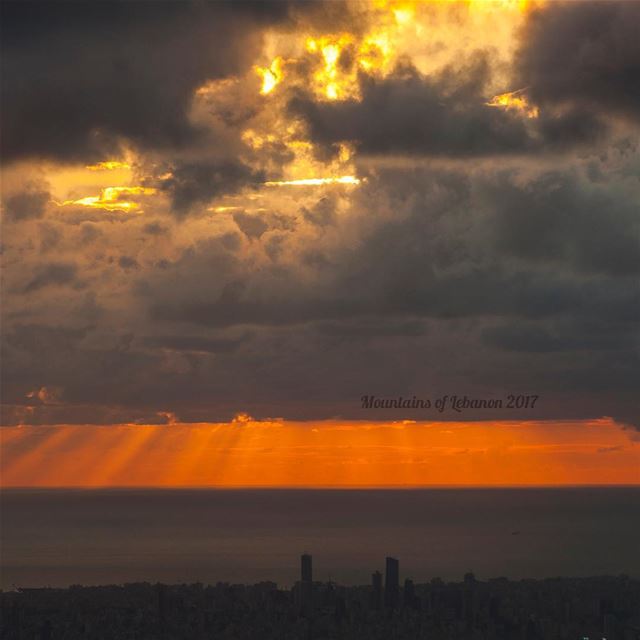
xmin=1 ymin=0 xmax=638 ymax=429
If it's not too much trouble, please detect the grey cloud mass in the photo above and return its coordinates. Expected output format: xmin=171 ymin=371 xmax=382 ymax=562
xmin=289 ymin=60 xmax=607 ymax=157
xmin=516 ymin=1 xmax=640 ymax=122
xmin=1 ymin=1 xmax=639 ymax=429
xmin=21 ymin=262 xmax=79 ymax=293
xmin=160 ymin=162 xmax=266 ymax=214
xmin=2 ymin=182 xmax=50 ymax=221
xmin=0 ymin=1 xmax=295 ymax=163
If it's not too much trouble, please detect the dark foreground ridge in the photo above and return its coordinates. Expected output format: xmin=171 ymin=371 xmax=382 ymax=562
xmin=1 ymin=556 xmax=639 ymax=639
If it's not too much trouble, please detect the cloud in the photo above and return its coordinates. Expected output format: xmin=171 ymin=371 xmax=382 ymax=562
xmin=38 ymin=223 xmax=62 ymax=253
xmin=143 ymin=165 xmax=640 ymax=328
xmin=0 ymin=1 xmax=293 ymax=163
xmin=290 ymin=60 xmax=531 ymax=157
xmin=516 ymin=1 xmax=640 ymax=123
xmin=118 ymin=255 xmax=140 ymax=270
xmin=481 ymin=318 xmax=635 ymax=354
xmin=610 ymin=413 xmax=640 ymax=433
xmin=142 ymin=222 xmax=168 ymax=236
xmin=233 ymin=212 xmax=270 ymax=240
xmin=142 ymin=334 xmax=244 ymax=354
xmin=2 ymin=182 xmax=50 ymax=221
xmin=79 ymin=223 xmax=103 ymax=244
xmin=289 ymin=59 xmax=606 ymax=158
xmin=481 ymin=170 xmax=640 ymax=277
xmin=301 ymin=197 xmax=336 ymax=227
xmin=1 ymin=1 xmax=638 ymax=428
xmin=25 ymin=385 xmax=63 ymax=406
xmin=160 ymin=161 xmax=266 ymax=214
xmin=316 ymin=318 xmax=428 ymax=340
xmin=21 ymin=262 xmax=78 ymax=293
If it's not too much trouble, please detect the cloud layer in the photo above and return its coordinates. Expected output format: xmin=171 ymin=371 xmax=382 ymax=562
xmin=1 ymin=1 xmax=638 ymax=429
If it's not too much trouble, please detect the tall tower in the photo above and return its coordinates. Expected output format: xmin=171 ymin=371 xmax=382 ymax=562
xmin=301 ymin=554 xmax=312 ymax=583
xmin=384 ymin=557 xmax=399 ymax=610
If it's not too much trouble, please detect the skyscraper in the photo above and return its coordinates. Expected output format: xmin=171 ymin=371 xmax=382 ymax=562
xmin=384 ymin=557 xmax=399 ymax=610
xmin=301 ymin=554 xmax=312 ymax=584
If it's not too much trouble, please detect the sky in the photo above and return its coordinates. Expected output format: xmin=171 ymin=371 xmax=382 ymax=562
xmin=1 ymin=0 xmax=639 ymax=487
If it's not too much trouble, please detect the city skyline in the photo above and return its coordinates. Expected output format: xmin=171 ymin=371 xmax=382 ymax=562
xmin=2 ymin=557 xmax=639 ymax=639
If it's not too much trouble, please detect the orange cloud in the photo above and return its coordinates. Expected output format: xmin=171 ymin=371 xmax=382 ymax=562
xmin=1 ymin=418 xmax=637 ymax=488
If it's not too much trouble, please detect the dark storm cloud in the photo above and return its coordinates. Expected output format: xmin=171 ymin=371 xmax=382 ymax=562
xmin=481 ymin=318 xmax=637 ymax=354
xmin=4 ymin=324 xmax=88 ymax=358
xmin=3 ymin=157 xmax=635 ymax=426
xmin=2 ymin=1 xmax=639 ymax=428
xmin=128 ymin=159 xmax=638 ymax=424
xmin=38 ymin=223 xmax=63 ymax=253
xmin=150 ymin=263 xmax=638 ymax=329
xmin=21 ymin=262 xmax=78 ymax=293
xmin=286 ymin=1 xmax=639 ymax=162
xmin=316 ymin=318 xmax=428 ymax=339
xmin=118 ymin=255 xmax=140 ymax=270
xmin=612 ymin=413 xmax=640 ymax=432
xmin=142 ymin=222 xmax=168 ymax=236
xmin=1 ymin=323 xmax=161 ymax=418
xmin=516 ymin=1 xmax=640 ymax=122
xmin=232 ymin=209 xmax=298 ymax=239
xmin=2 ymin=182 xmax=50 ymax=221
xmin=2 ymin=313 xmax=637 ymax=426
xmin=290 ymin=61 xmax=531 ymax=157
xmin=289 ymin=60 xmax=606 ymax=157
xmin=233 ymin=212 xmax=270 ymax=240
xmin=79 ymin=222 xmax=103 ymax=244
xmin=144 ymin=165 xmax=640 ymax=328
xmin=302 ymin=197 xmax=336 ymax=227
xmin=482 ymin=171 xmax=640 ymax=277
xmin=160 ymin=161 xmax=266 ymax=214
xmin=0 ymin=1 xmax=294 ymax=163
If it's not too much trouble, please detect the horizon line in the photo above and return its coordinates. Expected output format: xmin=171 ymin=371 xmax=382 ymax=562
xmin=3 ymin=483 xmax=639 ymax=491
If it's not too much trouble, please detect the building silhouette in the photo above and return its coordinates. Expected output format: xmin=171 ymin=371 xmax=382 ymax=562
xmin=403 ymin=578 xmax=417 ymax=610
xmin=301 ymin=554 xmax=312 ymax=583
xmin=2 ymin=558 xmax=639 ymax=640
xmin=384 ymin=557 xmax=399 ymax=610
xmin=300 ymin=554 xmax=313 ymax=618
xmin=371 ymin=571 xmax=382 ymax=610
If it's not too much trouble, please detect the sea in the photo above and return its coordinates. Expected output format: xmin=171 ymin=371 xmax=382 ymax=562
xmin=1 ymin=487 xmax=639 ymax=589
